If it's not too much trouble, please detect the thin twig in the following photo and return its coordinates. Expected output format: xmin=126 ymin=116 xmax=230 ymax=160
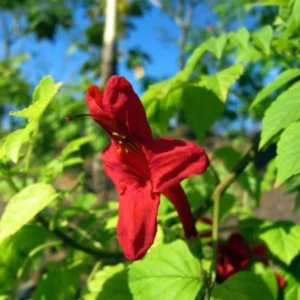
xmin=37 ymin=214 xmax=123 ymax=259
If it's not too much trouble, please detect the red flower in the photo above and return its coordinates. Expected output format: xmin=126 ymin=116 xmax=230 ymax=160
xmin=217 ymin=233 xmax=249 ymax=281
xmin=70 ymin=76 xmax=210 ymax=260
xmin=250 ymin=243 xmax=268 ymax=265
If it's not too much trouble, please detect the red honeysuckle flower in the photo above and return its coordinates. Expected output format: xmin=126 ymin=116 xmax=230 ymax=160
xmin=69 ymin=76 xmax=209 ymax=260
xmin=217 ymin=233 xmax=250 ymax=281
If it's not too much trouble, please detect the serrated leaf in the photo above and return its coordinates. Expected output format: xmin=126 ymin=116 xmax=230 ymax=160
xmin=84 ymin=264 xmax=131 ymax=300
xmin=0 ymin=183 xmax=58 ymax=243
xmin=183 ymin=43 xmax=207 ymax=76
xmin=253 ymin=263 xmax=278 ymax=299
xmin=252 ymin=25 xmax=273 ymax=56
xmin=275 ymin=121 xmax=300 ymax=186
xmin=199 ymin=64 xmax=244 ymax=102
xmin=212 ymin=271 xmax=273 ymax=300
xmin=2 ymin=124 xmax=33 ymax=163
xmin=251 ymin=69 xmax=300 ymax=108
xmin=129 ymin=240 xmax=202 ymax=300
xmin=260 ymin=83 xmax=300 ymax=148
xmin=206 ymin=34 xmax=227 ymax=59
xmin=230 ymin=28 xmax=250 ymax=50
xmin=283 ymin=267 xmax=300 ymax=300
xmin=143 ymin=79 xmax=184 ymax=132
xmin=213 ymin=146 xmax=261 ymax=202
xmin=10 ymin=76 xmax=62 ymax=121
xmin=258 ymin=220 xmax=300 ymax=265
xmin=183 ymin=87 xmax=224 ymax=142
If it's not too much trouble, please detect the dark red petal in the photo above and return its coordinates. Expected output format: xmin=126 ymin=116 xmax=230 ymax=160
xmin=117 ymin=181 xmax=160 ymax=260
xmin=275 ymin=272 xmax=286 ymax=290
xmin=86 ymin=85 xmax=104 ymax=114
xmin=163 ymin=184 xmax=197 ymax=238
xmin=86 ymin=85 xmax=111 ymax=127
xmin=102 ymin=141 xmax=150 ymax=194
xmin=146 ymin=138 xmax=210 ymax=193
xmin=102 ymin=142 xmax=138 ymax=194
xmin=227 ymin=233 xmax=249 ymax=258
xmin=102 ymin=76 xmax=152 ymax=143
xmin=250 ymin=243 xmax=268 ymax=264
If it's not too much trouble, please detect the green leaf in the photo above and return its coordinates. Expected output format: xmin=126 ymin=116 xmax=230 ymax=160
xmin=294 ymin=192 xmax=300 ymax=211
xmin=84 ymin=264 xmax=131 ymax=300
xmin=230 ymin=28 xmax=250 ymax=50
xmin=60 ymin=136 xmax=91 ymax=159
xmin=129 ymin=240 xmax=202 ymax=300
xmin=283 ymin=267 xmax=300 ymax=300
xmin=287 ymin=0 xmax=300 ymax=34
xmin=275 ymin=122 xmax=300 ymax=186
xmin=0 ymin=183 xmax=57 ymax=243
xmin=247 ymin=0 xmax=288 ymax=6
xmin=142 ymin=73 xmax=185 ymax=131
xmin=10 ymin=76 xmax=62 ymax=121
xmin=251 ymin=69 xmax=300 ymax=108
xmin=0 ymin=225 xmax=53 ymax=294
xmin=275 ymin=121 xmax=300 ymax=185
xmin=183 ymin=87 xmax=224 ymax=142
xmin=72 ymin=193 xmax=97 ymax=210
xmin=199 ymin=64 xmax=244 ymax=102
xmin=211 ymin=271 xmax=273 ymax=300
xmin=258 ymin=220 xmax=300 ymax=265
xmin=253 ymin=263 xmax=278 ymax=299
xmin=260 ymin=83 xmax=300 ymax=148
xmin=2 ymin=123 xmax=33 ymax=163
xmin=183 ymin=43 xmax=207 ymax=76
xmin=182 ymin=170 xmax=216 ymax=209
xmin=213 ymin=146 xmax=260 ymax=202
xmin=33 ymin=264 xmax=82 ymax=300
xmin=252 ymin=25 xmax=273 ymax=56
xmin=206 ymin=34 xmax=227 ymax=59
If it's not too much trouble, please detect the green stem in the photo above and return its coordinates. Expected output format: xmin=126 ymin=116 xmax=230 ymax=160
xmin=23 ymin=126 xmax=39 ymax=186
xmin=193 ymin=133 xmax=260 ymax=221
xmin=37 ymin=214 xmax=123 ymax=259
xmin=210 ymin=194 xmax=220 ymax=284
xmin=16 ymin=240 xmax=62 ymax=281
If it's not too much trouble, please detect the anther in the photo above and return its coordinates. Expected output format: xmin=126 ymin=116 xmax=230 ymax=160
xmin=112 ymin=132 xmax=126 ymax=139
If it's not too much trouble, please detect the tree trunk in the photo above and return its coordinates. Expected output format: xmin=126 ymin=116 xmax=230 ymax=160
xmin=92 ymin=0 xmax=118 ymax=202
xmin=101 ymin=0 xmax=118 ymax=85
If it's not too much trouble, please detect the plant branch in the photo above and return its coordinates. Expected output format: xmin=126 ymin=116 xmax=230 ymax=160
xmin=37 ymin=214 xmax=123 ymax=259
xmin=210 ymin=193 xmax=220 ymax=283
xmin=193 ymin=133 xmax=261 ymax=221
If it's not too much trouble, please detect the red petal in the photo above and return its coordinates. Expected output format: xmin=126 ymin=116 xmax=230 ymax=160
xmin=86 ymin=85 xmax=104 ymax=115
xmin=102 ymin=143 xmax=138 ymax=194
xmin=275 ymin=272 xmax=286 ymax=290
xmin=102 ymin=76 xmax=152 ymax=143
xmin=102 ymin=141 xmax=150 ymax=194
xmin=117 ymin=181 xmax=160 ymax=260
xmin=146 ymin=138 xmax=210 ymax=192
xmin=163 ymin=184 xmax=197 ymax=238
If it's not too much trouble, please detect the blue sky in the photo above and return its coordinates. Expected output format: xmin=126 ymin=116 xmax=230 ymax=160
xmin=1 ymin=2 xmax=267 ymax=132
xmin=5 ymin=3 xmax=216 ymax=94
